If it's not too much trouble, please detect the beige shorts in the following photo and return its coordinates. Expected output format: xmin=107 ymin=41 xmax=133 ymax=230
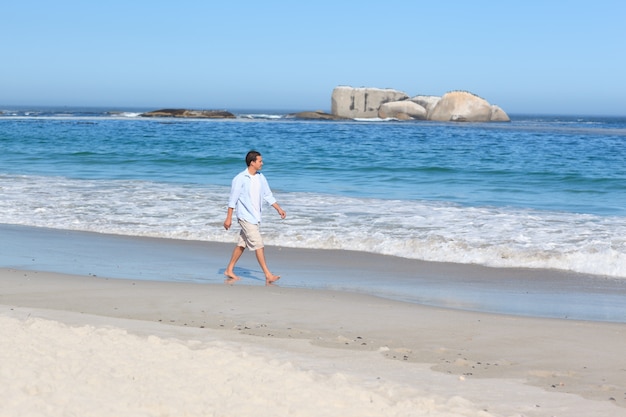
xmin=237 ymin=219 xmax=264 ymax=251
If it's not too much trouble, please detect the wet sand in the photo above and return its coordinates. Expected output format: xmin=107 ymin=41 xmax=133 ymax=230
xmin=2 ymin=266 xmax=626 ymax=416
xmin=1 ymin=225 xmax=626 ymax=416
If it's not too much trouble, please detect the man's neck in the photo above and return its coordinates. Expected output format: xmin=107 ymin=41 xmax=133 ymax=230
xmin=247 ymin=167 xmax=258 ymax=175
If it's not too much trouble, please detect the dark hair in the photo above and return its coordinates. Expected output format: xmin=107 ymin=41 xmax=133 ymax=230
xmin=246 ymin=150 xmax=261 ymax=166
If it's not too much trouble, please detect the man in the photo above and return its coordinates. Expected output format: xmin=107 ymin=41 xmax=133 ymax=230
xmin=223 ymin=150 xmax=286 ymax=284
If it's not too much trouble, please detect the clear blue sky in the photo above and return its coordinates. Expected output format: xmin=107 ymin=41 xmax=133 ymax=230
xmin=2 ymin=1 xmax=625 ymax=115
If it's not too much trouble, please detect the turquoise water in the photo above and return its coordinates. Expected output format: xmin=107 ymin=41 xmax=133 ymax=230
xmin=1 ymin=108 xmax=625 ymax=278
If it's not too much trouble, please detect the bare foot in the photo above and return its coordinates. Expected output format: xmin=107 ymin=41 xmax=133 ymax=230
xmin=265 ymin=274 xmax=281 ymax=285
xmin=224 ymin=271 xmax=241 ymax=284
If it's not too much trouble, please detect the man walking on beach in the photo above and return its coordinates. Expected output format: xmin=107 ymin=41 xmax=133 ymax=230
xmin=223 ymin=150 xmax=286 ymax=284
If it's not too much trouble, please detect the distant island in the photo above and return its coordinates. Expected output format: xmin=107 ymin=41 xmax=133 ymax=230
xmin=140 ymin=86 xmax=510 ymax=122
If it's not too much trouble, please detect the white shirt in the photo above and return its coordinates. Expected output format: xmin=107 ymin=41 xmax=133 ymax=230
xmin=227 ymin=169 xmax=277 ymax=224
xmin=249 ymin=173 xmax=261 ymax=221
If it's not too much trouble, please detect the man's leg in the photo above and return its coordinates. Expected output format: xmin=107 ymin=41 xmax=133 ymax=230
xmin=224 ymin=245 xmax=245 ymax=281
xmin=255 ymin=247 xmax=280 ymax=284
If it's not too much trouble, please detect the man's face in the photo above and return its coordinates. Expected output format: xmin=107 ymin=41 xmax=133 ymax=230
xmin=250 ymin=156 xmax=263 ymax=171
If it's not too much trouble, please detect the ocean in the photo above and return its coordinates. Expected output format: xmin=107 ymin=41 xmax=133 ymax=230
xmin=1 ymin=106 xmax=625 ymax=280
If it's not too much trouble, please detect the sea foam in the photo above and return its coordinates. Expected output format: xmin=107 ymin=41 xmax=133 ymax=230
xmin=1 ymin=174 xmax=624 ymax=278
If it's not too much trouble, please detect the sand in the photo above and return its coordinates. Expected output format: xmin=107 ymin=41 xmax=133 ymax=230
xmin=2 ymin=264 xmax=625 ymax=417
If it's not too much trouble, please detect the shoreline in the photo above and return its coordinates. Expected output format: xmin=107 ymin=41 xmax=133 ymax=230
xmin=2 ymin=223 xmax=626 ymax=323
xmin=2 ymin=267 xmax=625 ymax=416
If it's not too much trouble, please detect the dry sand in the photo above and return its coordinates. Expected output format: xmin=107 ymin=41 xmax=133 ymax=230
xmin=2 ymin=266 xmax=625 ymax=417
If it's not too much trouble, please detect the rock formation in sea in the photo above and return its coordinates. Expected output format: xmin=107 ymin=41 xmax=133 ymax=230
xmin=378 ymin=101 xmax=427 ymax=120
xmin=331 ymin=87 xmax=409 ymax=119
xmin=331 ymin=86 xmax=510 ymax=122
xmin=428 ymin=91 xmax=510 ymax=122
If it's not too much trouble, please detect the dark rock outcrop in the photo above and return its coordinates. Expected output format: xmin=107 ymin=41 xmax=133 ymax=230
xmin=140 ymin=109 xmax=236 ymax=119
xmin=287 ymin=111 xmax=348 ymax=120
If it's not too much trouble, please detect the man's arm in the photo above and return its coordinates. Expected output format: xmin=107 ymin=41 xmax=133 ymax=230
xmin=224 ymin=172 xmax=243 ymax=230
xmin=224 ymin=207 xmax=235 ymax=230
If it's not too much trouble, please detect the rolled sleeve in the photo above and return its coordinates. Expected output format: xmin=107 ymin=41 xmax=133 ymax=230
xmin=228 ymin=175 xmax=244 ymax=209
xmin=260 ymin=174 xmax=277 ymax=206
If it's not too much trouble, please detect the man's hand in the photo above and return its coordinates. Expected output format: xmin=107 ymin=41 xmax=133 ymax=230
xmin=274 ymin=205 xmax=286 ymax=219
